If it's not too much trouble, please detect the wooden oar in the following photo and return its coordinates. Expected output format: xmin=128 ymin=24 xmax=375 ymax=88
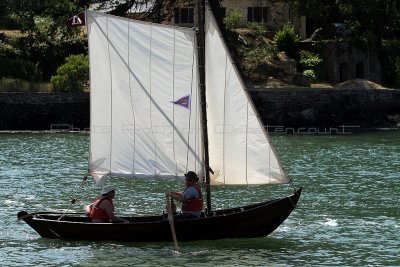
xmin=165 ymin=194 xmax=179 ymax=251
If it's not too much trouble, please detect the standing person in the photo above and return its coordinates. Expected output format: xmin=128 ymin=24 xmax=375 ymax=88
xmin=166 ymin=171 xmax=203 ymax=219
xmin=86 ymin=184 xmax=129 ymax=223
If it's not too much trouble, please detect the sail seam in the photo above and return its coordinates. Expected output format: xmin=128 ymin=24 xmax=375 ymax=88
xmin=185 ymin=101 xmax=192 ymax=173
xmin=268 ymin=131 xmax=271 ymax=183
xmin=185 ymin=38 xmax=197 ymax=173
xmin=128 ymin=20 xmax=136 ymax=175
xmin=106 ymin=16 xmax=113 ymax=176
xmin=172 ymin=29 xmax=176 ymax=175
xmin=149 ymin=26 xmax=157 ymax=176
xmin=246 ymin=101 xmax=249 ymax=184
xmin=223 ymin=52 xmax=228 ymax=184
xmin=193 ymin=46 xmax=199 ymax=174
xmin=87 ymin=11 xmax=93 ymax=175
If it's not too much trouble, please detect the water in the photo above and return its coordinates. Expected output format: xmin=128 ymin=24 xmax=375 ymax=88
xmin=0 ymin=131 xmax=399 ymax=266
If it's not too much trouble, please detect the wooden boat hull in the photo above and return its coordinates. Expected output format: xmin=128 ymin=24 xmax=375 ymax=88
xmin=18 ymin=188 xmax=301 ymax=242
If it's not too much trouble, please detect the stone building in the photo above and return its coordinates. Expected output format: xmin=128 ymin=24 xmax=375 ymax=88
xmin=164 ymin=0 xmax=306 ymax=38
xmin=323 ymin=42 xmax=381 ymax=84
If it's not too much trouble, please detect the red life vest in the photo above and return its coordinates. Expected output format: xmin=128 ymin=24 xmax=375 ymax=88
xmin=182 ymin=184 xmax=203 ymax=212
xmin=86 ymin=196 xmax=114 ymax=221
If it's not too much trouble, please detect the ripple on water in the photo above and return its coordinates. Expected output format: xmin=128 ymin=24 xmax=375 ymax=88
xmin=1 ymin=131 xmax=400 ymax=266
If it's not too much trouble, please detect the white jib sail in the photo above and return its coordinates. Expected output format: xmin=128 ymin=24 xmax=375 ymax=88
xmin=87 ymin=11 xmax=202 ymax=184
xmin=205 ymin=7 xmax=289 ymax=185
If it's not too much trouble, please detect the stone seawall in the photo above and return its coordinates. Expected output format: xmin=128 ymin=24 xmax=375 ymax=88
xmin=1 ymin=89 xmax=399 ymax=131
xmin=249 ymin=88 xmax=400 ymax=129
xmin=0 ymin=92 xmax=89 ymax=131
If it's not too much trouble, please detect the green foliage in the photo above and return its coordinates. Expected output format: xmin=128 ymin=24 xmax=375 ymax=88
xmin=240 ymin=38 xmax=277 ymax=71
xmin=300 ymin=54 xmax=323 ymax=69
xmin=247 ymin=22 xmax=266 ymax=35
xmin=381 ymin=40 xmax=400 ymax=86
xmin=51 ymin=54 xmax=89 ymax=92
xmin=3 ymin=0 xmax=87 ymax=80
xmin=1 ymin=0 xmax=167 ymax=83
xmin=337 ymin=0 xmax=399 ymax=40
xmin=0 ymin=57 xmax=42 ymax=81
xmin=273 ymin=23 xmax=300 ymax=59
xmin=299 ymin=53 xmax=324 ymax=81
xmin=0 ymin=78 xmax=52 ymax=92
xmin=290 ymin=0 xmax=399 ymax=41
xmin=303 ymin=69 xmax=317 ymax=81
xmin=0 ymin=13 xmax=20 ymax=29
xmin=223 ymin=9 xmax=244 ymax=30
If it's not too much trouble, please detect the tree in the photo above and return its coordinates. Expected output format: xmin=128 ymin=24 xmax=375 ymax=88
xmin=337 ymin=0 xmax=400 ymax=44
xmin=3 ymin=0 xmax=158 ymax=81
xmin=5 ymin=0 xmax=87 ymax=79
xmin=286 ymin=0 xmax=400 ymax=43
xmin=223 ymin=10 xmax=244 ymax=30
xmin=51 ymin=54 xmax=89 ymax=92
xmin=90 ymin=0 xmax=174 ymax=23
xmin=274 ymin=23 xmax=300 ymax=59
xmin=90 ymin=0 xmax=150 ymax=16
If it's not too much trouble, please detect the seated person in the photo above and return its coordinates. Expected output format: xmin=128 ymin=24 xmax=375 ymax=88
xmin=86 ymin=184 xmax=129 ymax=223
xmin=166 ymin=171 xmax=203 ymax=219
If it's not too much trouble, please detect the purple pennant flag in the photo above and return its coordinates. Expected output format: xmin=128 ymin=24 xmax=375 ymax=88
xmin=172 ymin=94 xmax=191 ymax=109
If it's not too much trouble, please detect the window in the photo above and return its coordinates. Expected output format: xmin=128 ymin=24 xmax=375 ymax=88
xmin=174 ymin=8 xmax=194 ymax=24
xmin=247 ymin=7 xmax=268 ymax=23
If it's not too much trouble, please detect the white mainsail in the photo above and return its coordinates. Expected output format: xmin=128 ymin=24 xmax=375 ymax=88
xmin=87 ymin=9 xmax=288 ymax=186
xmin=205 ymin=8 xmax=288 ymax=184
xmin=87 ymin=11 xmax=202 ymax=184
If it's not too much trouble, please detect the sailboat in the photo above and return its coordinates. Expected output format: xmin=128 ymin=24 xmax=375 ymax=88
xmin=18 ymin=2 xmax=301 ymax=242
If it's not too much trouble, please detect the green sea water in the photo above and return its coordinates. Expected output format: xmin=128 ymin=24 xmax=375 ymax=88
xmin=0 ymin=131 xmax=399 ymax=266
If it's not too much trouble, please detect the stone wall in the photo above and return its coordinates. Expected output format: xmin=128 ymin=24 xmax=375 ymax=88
xmin=0 ymin=90 xmax=399 ymax=131
xmin=250 ymin=88 xmax=400 ymax=129
xmin=0 ymin=92 xmax=89 ymax=131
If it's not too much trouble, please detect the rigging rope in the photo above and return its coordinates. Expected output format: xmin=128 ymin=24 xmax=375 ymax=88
xmin=58 ymin=176 xmax=88 ymax=220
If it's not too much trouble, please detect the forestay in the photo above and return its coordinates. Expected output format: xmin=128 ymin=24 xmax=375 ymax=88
xmin=205 ymin=7 xmax=288 ymax=185
xmin=87 ymin=11 xmax=202 ymax=184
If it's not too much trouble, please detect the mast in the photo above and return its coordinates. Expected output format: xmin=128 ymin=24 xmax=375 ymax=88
xmin=196 ymin=0 xmax=212 ymax=213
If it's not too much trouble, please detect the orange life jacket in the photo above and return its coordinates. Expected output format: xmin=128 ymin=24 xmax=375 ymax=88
xmin=86 ymin=196 xmax=114 ymax=221
xmin=182 ymin=184 xmax=203 ymax=212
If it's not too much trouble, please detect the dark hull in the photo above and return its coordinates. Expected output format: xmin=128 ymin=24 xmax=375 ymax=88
xmin=18 ymin=188 xmax=301 ymax=242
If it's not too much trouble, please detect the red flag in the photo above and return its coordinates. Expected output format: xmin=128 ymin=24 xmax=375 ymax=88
xmin=67 ymin=12 xmax=86 ymax=27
